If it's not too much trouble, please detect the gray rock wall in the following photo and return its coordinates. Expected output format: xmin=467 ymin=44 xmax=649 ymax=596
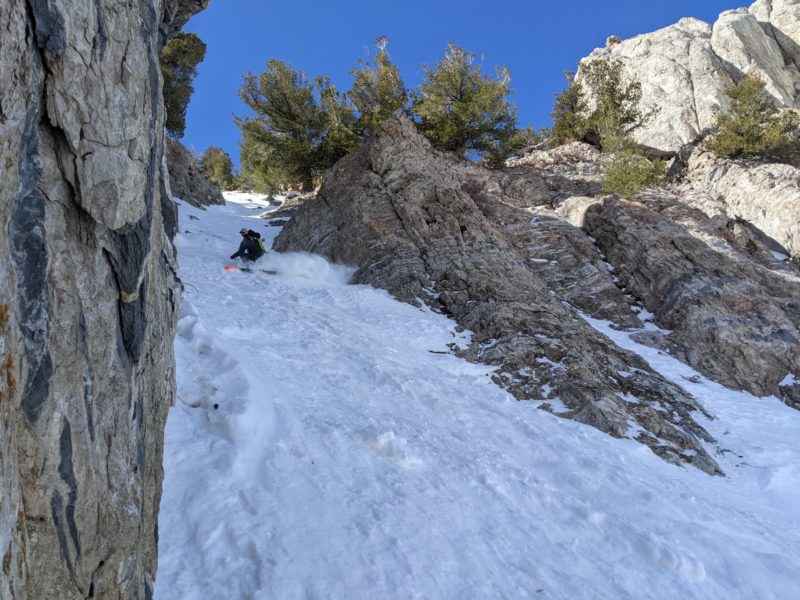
xmin=0 ymin=0 xmax=206 ymax=598
xmin=581 ymin=0 xmax=800 ymax=153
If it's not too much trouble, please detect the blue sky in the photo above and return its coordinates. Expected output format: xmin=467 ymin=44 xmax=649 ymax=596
xmin=182 ymin=0 xmax=747 ymax=166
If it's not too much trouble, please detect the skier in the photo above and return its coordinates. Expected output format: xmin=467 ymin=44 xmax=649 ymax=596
xmin=230 ymin=228 xmax=266 ymax=263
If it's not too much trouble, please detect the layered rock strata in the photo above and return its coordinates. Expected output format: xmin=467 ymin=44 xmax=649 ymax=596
xmin=275 ymin=119 xmax=723 ymax=475
xmin=583 ymin=197 xmax=800 ymax=409
xmin=0 ymin=0 xmax=206 ymax=598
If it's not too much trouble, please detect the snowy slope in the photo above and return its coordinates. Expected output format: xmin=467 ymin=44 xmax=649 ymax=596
xmin=155 ymin=193 xmax=800 ymax=600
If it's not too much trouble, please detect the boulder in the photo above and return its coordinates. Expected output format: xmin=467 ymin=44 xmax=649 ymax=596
xmin=0 ymin=0 xmax=206 ymax=598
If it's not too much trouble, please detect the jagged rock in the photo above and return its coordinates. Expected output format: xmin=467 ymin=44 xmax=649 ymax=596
xmin=584 ymin=196 xmax=800 ymax=408
xmin=268 ymin=190 xmax=317 ymax=219
xmin=581 ymin=0 xmax=800 ymax=153
xmin=275 ymin=118 xmax=722 ymax=475
xmin=681 ymin=149 xmax=800 ymax=258
xmin=165 ymin=137 xmax=224 ymax=208
xmin=751 ymin=0 xmax=800 ymax=69
xmin=0 ymin=0 xmax=206 ymax=598
xmin=501 ymin=142 xmax=603 ymax=206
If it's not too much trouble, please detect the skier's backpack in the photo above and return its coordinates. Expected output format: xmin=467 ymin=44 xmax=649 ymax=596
xmin=244 ymin=229 xmax=265 ymax=253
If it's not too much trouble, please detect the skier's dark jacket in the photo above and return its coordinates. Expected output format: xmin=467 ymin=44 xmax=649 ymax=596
xmin=231 ymin=230 xmax=266 ymax=262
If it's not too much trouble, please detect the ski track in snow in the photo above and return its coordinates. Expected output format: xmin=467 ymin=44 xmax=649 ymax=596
xmin=156 ymin=193 xmax=800 ymax=600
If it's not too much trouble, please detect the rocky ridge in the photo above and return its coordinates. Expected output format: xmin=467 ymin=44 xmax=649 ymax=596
xmin=581 ymin=0 xmax=800 ymax=154
xmin=275 ymin=118 xmax=800 ymax=475
xmin=0 ymin=0 xmax=206 ymax=598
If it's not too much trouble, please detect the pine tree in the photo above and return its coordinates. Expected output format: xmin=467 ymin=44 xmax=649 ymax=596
xmin=550 ymin=60 xmax=646 ymax=150
xmin=550 ymin=72 xmax=589 ymax=145
xmin=160 ymin=33 xmax=207 ymax=138
xmin=199 ymin=147 xmax=235 ymax=189
xmin=348 ymin=36 xmax=409 ymax=137
xmin=580 ymin=59 xmax=645 ymax=150
xmin=549 ymin=59 xmax=664 ymax=195
xmin=411 ymin=42 xmax=533 ymax=164
xmin=705 ymin=74 xmax=798 ymax=157
xmin=237 ymin=59 xmax=357 ymax=192
xmin=601 ymin=140 xmax=666 ymax=196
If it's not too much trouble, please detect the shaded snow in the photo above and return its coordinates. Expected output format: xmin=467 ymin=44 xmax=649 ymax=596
xmin=156 ymin=193 xmax=800 ymax=600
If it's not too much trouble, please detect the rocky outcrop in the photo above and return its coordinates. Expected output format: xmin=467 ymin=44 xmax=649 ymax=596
xmin=583 ymin=196 xmax=800 ymax=408
xmin=165 ymin=137 xmax=224 ymax=208
xmin=681 ymin=149 xmax=800 ymax=258
xmin=276 ymin=118 xmax=800 ymax=472
xmin=0 ymin=0 xmax=206 ymax=598
xmin=581 ymin=0 xmax=800 ymax=153
xmin=275 ymin=118 xmax=723 ymax=475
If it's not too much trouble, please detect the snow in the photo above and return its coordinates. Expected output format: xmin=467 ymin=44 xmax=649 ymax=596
xmin=771 ymin=250 xmax=789 ymax=261
xmin=156 ymin=192 xmax=800 ymax=600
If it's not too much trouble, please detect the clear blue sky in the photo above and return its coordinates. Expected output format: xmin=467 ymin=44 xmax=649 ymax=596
xmin=182 ymin=0 xmax=747 ymax=166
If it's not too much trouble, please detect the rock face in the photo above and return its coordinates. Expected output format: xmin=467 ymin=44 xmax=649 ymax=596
xmin=165 ymin=137 xmax=224 ymax=208
xmin=275 ymin=118 xmax=724 ymax=475
xmin=682 ymin=150 xmax=800 ymax=258
xmin=581 ymin=0 xmax=800 ymax=153
xmin=583 ymin=196 xmax=800 ymax=406
xmin=0 ymin=0 xmax=206 ymax=598
xmin=276 ymin=118 xmax=800 ymax=472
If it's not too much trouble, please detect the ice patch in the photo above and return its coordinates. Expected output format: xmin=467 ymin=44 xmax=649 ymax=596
xmin=771 ymin=250 xmax=789 ymax=261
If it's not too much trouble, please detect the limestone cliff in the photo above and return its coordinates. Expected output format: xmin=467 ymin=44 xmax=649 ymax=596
xmin=0 ymin=0 xmax=206 ymax=598
xmin=581 ymin=0 xmax=800 ymax=153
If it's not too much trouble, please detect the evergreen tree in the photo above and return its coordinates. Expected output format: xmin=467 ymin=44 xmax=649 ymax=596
xmin=199 ymin=147 xmax=235 ymax=189
xmin=550 ymin=72 xmax=589 ymax=145
xmin=160 ymin=32 xmax=207 ymax=138
xmin=238 ymin=133 xmax=282 ymax=193
xmin=705 ymin=74 xmax=798 ymax=157
xmin=411 ymin=42 xmax=533 ymax=163
xmin=550 ymin=60 xmax=646 ymax=150
xmin=237 ymin=59 xmax=357 ymax=192
xmin=549 ymin=59 xmax=664 ymax=195
xmin=601 ymin=141 xmax=667 ymax=196
xmin=348 ymin=37 xmax=409 ymax=136
xmin=580 ymin=59 xmax=645 ymax=150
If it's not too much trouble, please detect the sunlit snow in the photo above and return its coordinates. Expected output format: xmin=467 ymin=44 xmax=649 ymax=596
xmin=156 ymin=192 xmax=800 ymax=600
